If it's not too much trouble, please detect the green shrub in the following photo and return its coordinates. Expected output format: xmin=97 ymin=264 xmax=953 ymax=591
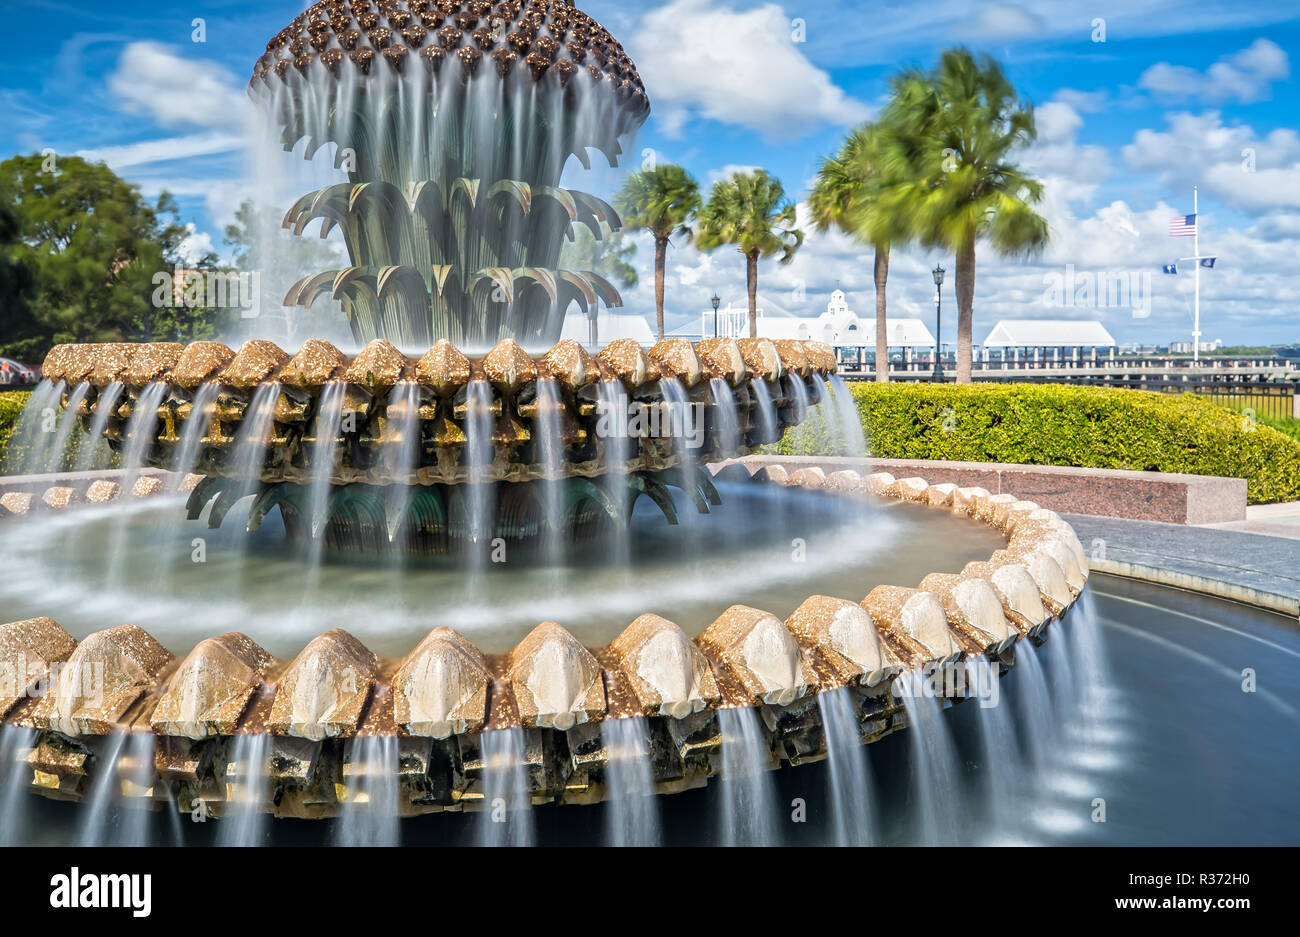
xmin=774 ymin=382 xmax=1300 ymax=505
xmin=0 ymin=388 xmax=105 ymax=474
xmin=0 ymin=391 xmax=29 ymax=469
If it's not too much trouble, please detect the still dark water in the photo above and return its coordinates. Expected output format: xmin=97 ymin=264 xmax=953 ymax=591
xmin=4 ymin=574 xmax=1297 ymax=846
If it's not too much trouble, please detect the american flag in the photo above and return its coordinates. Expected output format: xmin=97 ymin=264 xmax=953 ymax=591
xmin=1169 ymin=214 xmax=1197 ymax=236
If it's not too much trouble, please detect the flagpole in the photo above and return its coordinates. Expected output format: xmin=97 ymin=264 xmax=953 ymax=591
xmin=1192 ymin=185 xmax=1200 ymax=366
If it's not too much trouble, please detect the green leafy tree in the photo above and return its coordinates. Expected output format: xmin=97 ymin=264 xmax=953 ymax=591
xmin=882 ymin=49 xmax=1049 ymax=383
xmin=0 ymin=188 xmax=37 ymax=359
xmin=695 ymin=169 xmax=803 ymax=339
xmin=612 ymin=164 xmax=699 ymax=340
xmin=810 ymin=123 xmax=915 ymax=381
xmin=0 ymin=154 xmax=189 ymax=361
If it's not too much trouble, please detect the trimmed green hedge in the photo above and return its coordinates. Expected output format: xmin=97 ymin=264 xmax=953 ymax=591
xmin=775 ymin=382 xmax=1300 ymax=505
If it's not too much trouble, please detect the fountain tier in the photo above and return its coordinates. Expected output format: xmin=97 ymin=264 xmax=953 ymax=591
xmin=0 ymin=468 xmax=1089 ymax=818
xmin=40 ymin=337 xmax=833 ymax=489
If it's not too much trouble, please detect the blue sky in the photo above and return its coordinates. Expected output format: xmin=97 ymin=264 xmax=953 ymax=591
xmin=2 ymin=0 xmax=1298 ymax=346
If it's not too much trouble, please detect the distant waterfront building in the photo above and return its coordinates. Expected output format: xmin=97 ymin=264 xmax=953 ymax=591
xmin=697 ymin=290 xmax=935 ymax=349
xmin=1169 ymin=339 xmax=1223 ymax=354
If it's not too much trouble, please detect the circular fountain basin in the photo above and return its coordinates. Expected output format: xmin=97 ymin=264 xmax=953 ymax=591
xmin=0 ymin=480 xmax=1003 ymax=656
xmin=3 ymin=576 xmax=1294 ymax=846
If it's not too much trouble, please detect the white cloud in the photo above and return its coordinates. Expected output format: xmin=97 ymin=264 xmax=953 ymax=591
xmin=631 ymin=0 xmax=870 ymax=140
xmin=706 ymin=164 xmax=763 ymax=185
xmin=957 ymin=3 xmax=1044 ymax=41
xmin=1023 ymin=101 xmax=1111 ymax=199
xmin=1138 ymin=39 xmax=1289 ymax=104
xmin=107 ymin=41 xmax=250 ymax=129
xmin=177 ymin=224 xmax=216 ymax=265
xmin=76 ymin=132 xmax=242 ymax=170
xmin=1051 ymin=88 xmax=1110 ymax=114
xmin=1124 ymin=111 xmax=1300 ymax=213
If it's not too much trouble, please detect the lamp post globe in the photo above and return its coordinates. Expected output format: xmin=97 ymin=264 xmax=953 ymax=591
xmin=711 ymin=292 xmax=721 ymax=338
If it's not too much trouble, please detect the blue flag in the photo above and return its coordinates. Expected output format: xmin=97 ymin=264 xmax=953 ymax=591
xmin=1162 ymin=263 xmax=1177 ymax=275
xmin=1200 ymin=257 xmax=1216 ymax=268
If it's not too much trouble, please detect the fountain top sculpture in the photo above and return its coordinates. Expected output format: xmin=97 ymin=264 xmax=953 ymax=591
xmin=252 ymin=0 xmax=648 ymax=113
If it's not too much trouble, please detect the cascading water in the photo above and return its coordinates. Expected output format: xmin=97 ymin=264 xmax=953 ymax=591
xmin=45 ymin=383 xmax=89 ymax=474
xmin=217 ymin=733 xmax=271 ymax=847
xmin=534 ymin=378 xmax=567 ymax=567
xmin=115 ymin=731 xmax=156 ymax=847
xmin=303 ymin=381 xmax=345 ymax=581
xmin=104 ymin=382 xmax=168 ymax=586
xmin=382 ymin=382 xmax=421 ymax=557
xmin=1065 ymin=593 xmax=1109 ymax=712
xmin=463 ymin=380 xmax=495 ymax=569
xmin=716 ymin=707 xmax=778 ymax=846
xmin=709 ymin=378 xmax=740 ymax=458
xmin=8 ymin=380 xmax=60 ymax=474
xmin=0 ymin=726 xmax=36 ymax=846
xmin=788 ymin=377 xmax=810 ymax=424
xmin=169 ymin=382 xmax=219 ymax=486
xmin=827 ymin=375 xmax=867 ymax=457
xmin=477 ymin=727 xmax=534 ymax=847
xmin=76 ymin=730 xmax=128 ymax=847
xmin=337 ymin=735 xmax=401 ymax=847
xmin=602 ymin=717 xmax=659 ymax=847
xmin=116 ymin=383 xmax=167 ymax=494
xmin=659 ymin=377 xmax=700 ymax=543
xmin=750 ymin=379 xmax=777 ymax=444
xmin=1012 ymin=641 xmax=1057 ymax=770
xmin=254 ymin=3 xmax=648 ymax=350
xmin=966 ymin=659 xmax=1024 ymax=837
xmin=818 ymin=687 xmax=877 ymax=846
xmin=230 ymin=383 xmax=280 ymax=495
xmin=895 ymin=670 xmax=962 ymax=845
xmin=595 ymin=380 xmax=632 ymax=569
xmin=74 ymin=382 xmax=123 ymax=472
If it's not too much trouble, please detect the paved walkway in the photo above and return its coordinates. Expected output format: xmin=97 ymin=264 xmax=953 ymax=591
xmin=1065 ymin=513 xmax=1300 ymax=617
xmin=1200 ymin=500 xmax=1300 ymax=541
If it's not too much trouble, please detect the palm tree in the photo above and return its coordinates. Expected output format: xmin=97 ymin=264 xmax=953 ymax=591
xmin=695 ymin=170 xmax=804 ymax=339
xmin=810 ymin=123 xmax=912 ymax=381
xmin=612 ymin=164 xmax=700 ymax=340
xmin=885 ymin=49 xmax=1049 ymax=383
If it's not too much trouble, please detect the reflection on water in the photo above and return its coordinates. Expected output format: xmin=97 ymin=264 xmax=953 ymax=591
xmin=0 ymin=482 xmax=1001 ymax=656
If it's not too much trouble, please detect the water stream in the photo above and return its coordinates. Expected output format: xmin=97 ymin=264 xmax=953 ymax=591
xmin=337 ymin=735 xmax=401 ymax=846
xmin=477 ymin=727 xmax=534 ymax=847
xmin=818 ymin=687 xmax=877 ymax=846
xmin=716 ymin=707 xmax=779 ymax=846
xmin=602 ymin=717 xmax=659 ymax=847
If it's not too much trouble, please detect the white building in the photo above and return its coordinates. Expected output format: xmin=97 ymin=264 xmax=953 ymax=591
xmin=981 ymin=319 xmax=1118 ymax=366
xmin=698 ymin=290 xmax=935 ymax=349
xmin=982 ymin=319 xmax=1118 ymax=350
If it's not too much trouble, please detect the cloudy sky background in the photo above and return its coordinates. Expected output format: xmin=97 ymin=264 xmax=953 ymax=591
xmin=2 ymin=0 xmax=1298 ymax=345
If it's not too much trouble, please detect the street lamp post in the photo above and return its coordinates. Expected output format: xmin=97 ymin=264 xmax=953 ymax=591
xmin=711 ymin=292 xmax=721 ymax=338
xmin=931 ymin=264 xmax=945 ymax=382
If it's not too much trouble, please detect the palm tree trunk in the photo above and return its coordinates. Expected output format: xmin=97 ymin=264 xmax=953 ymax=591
xmin=873 ymin=243 xmax=889 ymax=383
xmin=955 ymin=235 xmax=976 ymax=384
xmin=746 ymin=250 xmax=759 ymax=339
xmin=653 ymin=236 xmax=667 ymax=340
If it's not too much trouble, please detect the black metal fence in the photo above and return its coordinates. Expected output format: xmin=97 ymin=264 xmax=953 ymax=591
xmin=842 ymin=370 xmax=1298 ymax=421
xmin=1003 ymin=375 xmax=1299 ymax=421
